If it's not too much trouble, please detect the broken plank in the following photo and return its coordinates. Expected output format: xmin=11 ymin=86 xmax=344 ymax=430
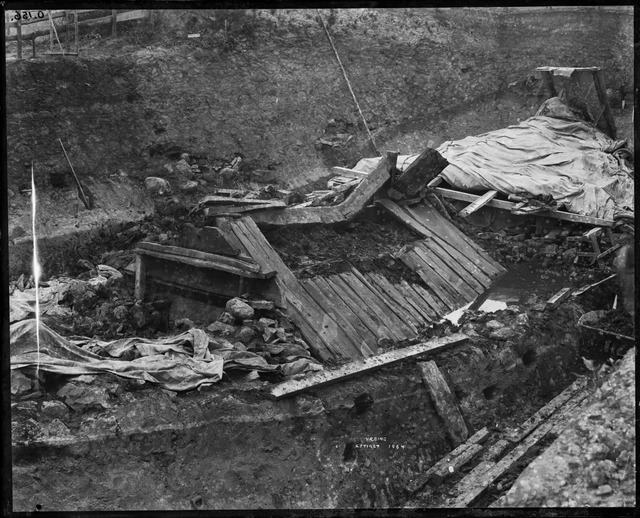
xmin=324 ymin=275 xmax=389 ymax=343
xmin=399 ymin=247 xmax=461 ymax=309
xmin=409 ymin=426 xmax=490 ymax=493
xmin=366 ymin=272 xmax=426 ymax=325
xmin=405 ymin=281 xmax=447 ymax=318
xmin=313 ymin=276 xmax=379 ymax=353
xmin=448 ymin=386 xmax=589 ymax=507
xmin=405 ymin=201 xmax=505 ymax=277
xmin=350 ymin=268 xmax=419 ymax=336
xmin=204 ymin=204 xmax=285 ymax=217
xmin=545 ymin=287 xmax=572 ymax=310
xmin=345 ymin=270 xmax=417 ymax=339
xmin=135 ymin=242 xmax=262 ymax=273
xmin=299 ymin=279 xmax=367 ymax=360
xmin=376 ymin=198 xmax=435 ymax=239
xmin=462 ymin=439 xmax=511 ymax=481
xmin=433 ymin=187 xmax=614 ymax=227
xmin=394 ymin=148 xmax=449 ymax=196
xmin=270 ymin=333 xmax=469 ymax=399
xmin=198 ymin=195 xmax=287 ymax=207
xmin=339 ymin=157 xmax=391 ymax=220
xmin=571 ymin=273 xmax=616 ymax=297
xmin=394 ymin=280 xmax=439 ymax=321
xmin=413 ymin=242 xmax=481 ymax=301
xmin=506 ymin=378 xmax=587 ymax=444
xmin=418 ymin=360 xmax=469 ymax=446
xmin=458 ymin=190 xmax=498 ymax=218
xmin=331 ymin=166 xmax=369 ymax=178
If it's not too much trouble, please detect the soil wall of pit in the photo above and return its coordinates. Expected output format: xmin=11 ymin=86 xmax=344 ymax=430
xmin=6 ymin=8 xmax=633 ymax=275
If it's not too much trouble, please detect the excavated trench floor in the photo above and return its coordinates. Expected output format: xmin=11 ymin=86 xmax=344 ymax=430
xmin=10 ymin=215 xmax=633 ymax=511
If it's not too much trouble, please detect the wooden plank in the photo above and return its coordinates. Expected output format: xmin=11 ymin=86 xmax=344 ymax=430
xmin=231 ymin=217 xmax=351 ymax=362
xmin=135 ymin=242 xmax=262 ymax=273
xmin=313 ymin=276 xmax=379 ymax=352
xmin=409 ymin=427 xmax=491 ymax=493
xmin=405 ymin=281 xmax=447 ymax=318
xmin=433 ymin=187 xmax=614 ymax=227
xmin=399 ymin=251 xmax=456 ymax=312
xmin=198 ymin=195 xmax=287 ymax=207
xmin=365 ymin=272 xmax=426 ymax=325
xmin=350 ymin=268 xmax=419 ymax=336
xmin=462 ymin=439 xmax=511 ymax=482
xmin=270 ymin=333 xmax=469 ymax=399
xmin=406 ymin=201 xmax=505 ymax=277
xmin=545 ymin=287 xmax=572 ymax=310
xmin=399 ymin=248 xmax=460 ymax=310
xmin=418 ymin=361 xmax=469 ymax=446
xmin=459 ymin=190 xmax=498 ymax=218
xmin=331 ymin=166 xmax=369 ymax=178
xmin=215 ymin=218 xmax=251 ymax=257
xmin=394 ymin=148 xmax=449 ymax=196
xmin=324 ymin=275 xmax=388 ymax=342
xmin=427 ymin=176 xmax=444 ymax=189
xmin=250 ymin=158 xmax=390 ymax=226
xmin=505 ymin=378 xmax=587 ymax=444
xmin=344 ymin=271 xmax=417 ymax=339
xmin=334 ymin=273 xmax=405 ymax=341
xmin=416 ymin=241 xmax=485 ymax=296
xmin=376 ymin=198 xmax=434 ymax=239
xmin=449 ymin=386 xmax=589 ymax=507
xmin=180 ymin=224 xmax=240 ymax=257
xmin=393 ymin=280 xmax=439 ymax=321
xmin=134 ymin=248 xmax=273 ymax=279
xmin=134 ymin=254 xmax=146 ymax=301
xmin=299 ymin=279 xmax=367 ymax=360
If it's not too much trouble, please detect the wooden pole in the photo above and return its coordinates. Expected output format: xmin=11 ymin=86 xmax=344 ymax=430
xmin=58 ymin=139 xmax=91 ymax=210
xmin=16 ymin=18 xmax=22 ymax=59
xmin=111 ymin=9 xmax=117 ymax=36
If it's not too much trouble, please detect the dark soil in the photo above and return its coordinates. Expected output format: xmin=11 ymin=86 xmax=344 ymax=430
xmin=594 ymin=308 xmax=635 ymax=337
xmin=263 ymin=219 xmax=423 ymax=283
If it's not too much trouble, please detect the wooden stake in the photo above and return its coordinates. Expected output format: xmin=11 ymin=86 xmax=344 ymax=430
xmin=58 ymin=139 xmax=91 ymax=210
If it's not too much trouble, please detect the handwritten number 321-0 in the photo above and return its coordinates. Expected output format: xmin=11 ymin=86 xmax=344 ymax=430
xmin=14 ymin=11 xmax=45 ymax=21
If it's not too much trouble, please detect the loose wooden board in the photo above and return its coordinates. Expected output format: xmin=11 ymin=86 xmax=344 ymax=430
xmin=270 ymin=333 xmax=469 ymax=400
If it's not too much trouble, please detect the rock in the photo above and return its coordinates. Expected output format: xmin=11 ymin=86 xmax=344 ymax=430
xmin=595 ymin=484 xmax=613 ymax=496
xmin=175 ymin=318 xmax=194 ymax=330
xmin=225 ymin=298 xmax=254 ymax=321
xmin=155 ymin=196 xmax=187 ymax=217
xmin=41 ymin=400 xmax=70 ymax=421
xmin=246 ymin=299 xmax=276 ymax=311
xmin=208 ymin=336 xmax=235 ymax=350
xmin=250 ymin=169 xmax=278 ymax=184
xmin=113 ymin=305 xmax=129 ymax=321
xmin=203 ymin=171 xmax=218 ymax=183
xmin=544 ymin=244 xmax=559 ymax=256
xmin=180 ymin=181 xmax=199 ymax=193
xmin=144 ymin=176 xmax=171 ymax=195
xmin=218 ymin=312 xmax=236 ymax=325
xmin=278 ymin=343 xmax=312 ymax=358
xmin=490 ymin=327 xmax=518 ymax=340
xmin=206 ymin=321 xmax=236 ymax=337
xmin=236 ymin=326 xmax=256 ymax=344
xmin=220 ymin=167 xmax=237 ymax=181
xmin=11 ymin=370 xmax=33 ymax=397
xmin=56 ymin=383 xmax=111 ymax=412
xmin=130 ymin=302 xmax=147 ymax=329
xmin=180 ymin=153 xmax=190 ymax=162
xmin=37 ymin=418 xmax=73 ymax=439
xmin=75 ymin=289 xmax=100 ymax=313
xmin=175 ymin=159 xmax=192 ymax=176
xmin=162 ymin=163 xmax=174 ymax=175
xmin=515 ymin=313 xmax=529 ymax=325
xmin=485 ymin=320 xmax=504 ymax=330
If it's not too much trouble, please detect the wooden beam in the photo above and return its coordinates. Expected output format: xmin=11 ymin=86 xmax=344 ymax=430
xmin=409 ymin=427 xmax=490 ymax=493
xmin=331 ymin=166 xmax=369 ymax=178
xmin=270 ymin=333 xmax=469 ymax=399
xmin=458 ymin=190 xmax=498 ymax=218
xmin=134 ymin=255 xmax=146 ymax=301
xmin=448 ymin=385 xmax=589 ymax=507
xmin=198 ymin=195 xmax=287 ymax=207
xmin=545 ymin=287 xmax=572 ymax=310
xmin=433 ymin=187 xmax=614 ymax=227
xmin=136 ymin=242 xmax=262 ymax=272
xmin=250 ymin=157 xmax=390 ymax=226
xmin=394 ymin=148 xmax=449 ymax=196
xmin=418 ymin=361 xmax=469 ymax=446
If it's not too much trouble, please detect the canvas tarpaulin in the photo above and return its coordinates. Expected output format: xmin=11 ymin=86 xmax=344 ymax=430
xmin=354 ymin=112 xmax=633 ymax=221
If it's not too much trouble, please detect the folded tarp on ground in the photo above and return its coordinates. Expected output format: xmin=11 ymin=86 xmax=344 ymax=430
xmin=355 ymin=111 xmax=633 ymax=221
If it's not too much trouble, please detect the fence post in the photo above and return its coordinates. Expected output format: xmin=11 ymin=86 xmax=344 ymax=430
xmin=16 ymin=17 xmax=22 ymax=59
xmin=66 ymin=10 xmax=70 ymax=51
xmin=112 ymin=9 xmax=117 ymax=36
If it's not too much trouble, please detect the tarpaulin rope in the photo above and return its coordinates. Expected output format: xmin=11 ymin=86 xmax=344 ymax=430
xmin=317 ymin=10 xmax=380 ymax=156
